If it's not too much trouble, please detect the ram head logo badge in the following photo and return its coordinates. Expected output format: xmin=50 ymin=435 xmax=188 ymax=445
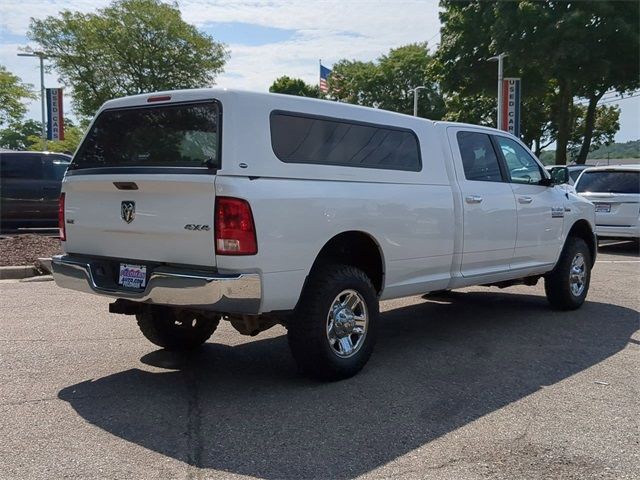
xmin=121 ymin=201 xmax=136 ymax=224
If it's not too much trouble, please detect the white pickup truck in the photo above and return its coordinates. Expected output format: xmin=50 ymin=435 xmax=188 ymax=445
xmin=52 ymin=88 xmax=597 ymax=380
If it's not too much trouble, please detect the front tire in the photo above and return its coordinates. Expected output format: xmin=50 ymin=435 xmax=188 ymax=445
xmin=136 ymin=305 xmax=220 ymax=351
xmin=287 ymin=264 xmax=379 ymax=381
xmin=545 ymin=237 xmax=592 ymax=310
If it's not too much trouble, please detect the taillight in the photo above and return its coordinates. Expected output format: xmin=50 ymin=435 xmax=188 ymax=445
xmin=58 ymin=193 xmax=66 ymax=241
xmin=215 ymin=197 xmax=257 ymax=255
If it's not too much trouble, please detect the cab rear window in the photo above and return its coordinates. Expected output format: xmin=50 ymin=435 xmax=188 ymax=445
xmin=576 ymin=170 xmax=640 ymax=194
xmin=71 ymin=101 xmax=220 ymax=170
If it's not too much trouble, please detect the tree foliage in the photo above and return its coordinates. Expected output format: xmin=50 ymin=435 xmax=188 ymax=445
xmin=329 ymin=43 xmax=445 ymax=119
xmin=0 ymin=66 xmax=36 ymax=127
xmin=0 ymin=118 xmax=85 ymax=153
xmin=27 ymin=120 xmax=85 ymax=154
xmin=568 ymin=104 xmax=620 ymax=161
xmin=269 ymin=76 xmax=320 ymax=97
xmin=436 ymin=0 xmax=639 ymax=164
xmin=27 ymin=0 xmax=229 ymax=117
xmin=586 ymin=140 xmax=640 ymax=160
xmin=0 ymin=119 xmax=42 ymax=150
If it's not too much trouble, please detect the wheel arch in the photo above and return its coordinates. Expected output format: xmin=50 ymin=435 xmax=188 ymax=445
xmin=307 ymin=230 xmax=386 ymax=295
xmin=567 ymin=219 xmax=597 ymax=266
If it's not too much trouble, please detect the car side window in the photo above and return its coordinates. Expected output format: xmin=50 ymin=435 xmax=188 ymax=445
xmin=456 ymin=131 xmax=503 ymax=182
xmin=0 ymin=154 xmax=44 ymax=180
xmin=43 ymin=157 xmax=70 ymax=181
xmin=494 ymin=136 xmax=543 ymax=184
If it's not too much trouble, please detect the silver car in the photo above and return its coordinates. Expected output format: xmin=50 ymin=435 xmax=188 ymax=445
xmin=575 ymin=165 xmax=640 ymax=240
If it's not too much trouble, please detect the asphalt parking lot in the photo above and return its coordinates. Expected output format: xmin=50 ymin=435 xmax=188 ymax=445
xmin=1 ymin=241 xmax=638 ymax=479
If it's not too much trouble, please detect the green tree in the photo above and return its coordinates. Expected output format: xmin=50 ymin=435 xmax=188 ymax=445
xmin=27 ymin=118 xmax=84 ymax=154
xmin=433 ymin=3 xmax=554 ymax=154
xmin=0 ymin=66 xmax=36 ymax=127
xmin=587 ymin=140 xmax=640 ymax=160
xmin=27 ymin=0 xmax=229 ymax=117
xmin=269 ymin=76 xmax=320 ymax=97
xmin=329 ymin=43 xmax=445 ymax=119
xmin=327 ymin=60 xmax=378 ymax=105
xmin=436 ymin=1 xmax=638 ymax=165
xmin=568 ymin=104 xmax=620 ymax=162
xmin=0 ymin=119 xmax=42 ymax=150
xmin=493 ymin=1 xmax=638 ymax=165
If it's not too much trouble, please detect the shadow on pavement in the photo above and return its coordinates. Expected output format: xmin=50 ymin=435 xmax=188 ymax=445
xmin=59 ymin=291 xmax=638 ymax=479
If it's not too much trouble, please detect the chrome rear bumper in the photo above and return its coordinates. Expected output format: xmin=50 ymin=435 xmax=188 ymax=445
xmin=51 ymin=255 xmax=261 ymax=314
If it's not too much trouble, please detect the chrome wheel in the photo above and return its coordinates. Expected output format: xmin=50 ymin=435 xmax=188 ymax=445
xmin=569 ymin=253 xmax=586 ymax=297
xmin=326 ymin=289 xmax=368 ymax=358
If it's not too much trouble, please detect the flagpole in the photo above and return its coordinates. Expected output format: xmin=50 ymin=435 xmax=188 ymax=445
xmin=318 ymin=59 xmax=321 ymax=98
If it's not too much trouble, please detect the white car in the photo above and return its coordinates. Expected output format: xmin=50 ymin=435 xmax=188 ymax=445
xmin=51 ymin=88 xmax=597 ymax=380
xmin=575 ymin=164 xmax=640 ymax=240
xmin=545 ymin=164 xmax=589 ymax=193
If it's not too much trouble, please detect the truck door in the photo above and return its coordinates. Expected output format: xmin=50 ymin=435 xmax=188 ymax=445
xmin=493 ymin=135 xmax=564 ymax=268
xmin=449 ymin=129 xmax=517 ymax=277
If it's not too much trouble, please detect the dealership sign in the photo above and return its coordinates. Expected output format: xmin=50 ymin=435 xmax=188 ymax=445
xmin=500 ymin=78 xmax=521 ymax=137
xmin=46 ymin=88 xmax=64 ymax=141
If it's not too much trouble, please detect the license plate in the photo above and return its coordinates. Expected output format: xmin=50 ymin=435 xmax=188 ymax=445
xmin=118 ymin=263 xmax=147 ymax=289
xmin=595 ymin=203 xmax=611 ymax=213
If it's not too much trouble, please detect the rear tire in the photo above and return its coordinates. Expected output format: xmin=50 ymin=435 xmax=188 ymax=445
xmin=287 ymin=264 xmax=379 ymax=381
xmin=544 ymin=237 xmax=592 ymax=310
xmin=136 ymin=305 xmax=219 ymax=351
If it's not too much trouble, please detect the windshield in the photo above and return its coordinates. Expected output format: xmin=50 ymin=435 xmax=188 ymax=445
xmin=71 ymin=101 xmax=219 ymax=170
xmin=576 ymin=170 xmax=640 ymax=194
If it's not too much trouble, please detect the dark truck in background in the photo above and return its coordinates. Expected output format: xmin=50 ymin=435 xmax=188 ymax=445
xmin=0 ymin=151 xmax=71 ymax=231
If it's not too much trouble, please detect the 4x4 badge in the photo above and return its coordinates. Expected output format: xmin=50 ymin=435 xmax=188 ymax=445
xmin=121 ymin=201 xmax=135 ymax=223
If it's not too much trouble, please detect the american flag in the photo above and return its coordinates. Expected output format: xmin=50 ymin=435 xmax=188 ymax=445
xmin=319 ymin=64 xmax=331 ymax=93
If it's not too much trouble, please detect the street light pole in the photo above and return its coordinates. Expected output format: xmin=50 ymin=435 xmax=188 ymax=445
xmin=411 ymin=85 xmax=427 ymax=116
xmin=17 ymin=51 xmax=48 ymax=150
xmin=488 ymin=53 xmax=507 ymax=130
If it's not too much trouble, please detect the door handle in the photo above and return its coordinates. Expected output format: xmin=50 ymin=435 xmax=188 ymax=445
xmin=518 ymin=196 xmax=533 ymax=204
xmin=465 ymin=195 xmax=483 ymax=204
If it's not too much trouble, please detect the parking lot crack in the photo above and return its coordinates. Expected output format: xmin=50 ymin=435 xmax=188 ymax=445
xmin=185 ymin=366 xmax=203 ymax=479
xmin=0 ymin=395 xmax=59 ymax=407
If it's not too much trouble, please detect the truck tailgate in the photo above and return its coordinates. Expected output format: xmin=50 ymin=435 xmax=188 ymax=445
xmin=62 ymin=174 xmax=216 ymax=267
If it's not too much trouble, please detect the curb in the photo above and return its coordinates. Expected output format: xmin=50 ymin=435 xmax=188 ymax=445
xmin=0 ymin=266 xmax=38 ymax=280
xmin=0 ymin=257 xmax=53 ymax=280
xmin=36 ymin=257 xmax=53 ymax=274
xmin=21 ymin=274 xmax=54 ymax=283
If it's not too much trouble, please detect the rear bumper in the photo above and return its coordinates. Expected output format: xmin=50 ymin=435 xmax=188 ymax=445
xmin=51 ymin=255 xmax=261 ymax=314
xmin=595 ymin=225 xmax=640 ymax=239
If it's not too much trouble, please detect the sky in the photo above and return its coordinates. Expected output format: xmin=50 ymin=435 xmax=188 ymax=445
xmin=0 ymin=0 xmax=638 ymax=142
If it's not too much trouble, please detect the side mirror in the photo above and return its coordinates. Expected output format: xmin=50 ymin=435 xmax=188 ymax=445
xmin=549 ymin=166 xmax=569 ymax=185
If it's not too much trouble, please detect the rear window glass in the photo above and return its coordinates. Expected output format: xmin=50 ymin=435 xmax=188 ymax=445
xmin=44 ymin=158 xmax=70 ymax=180
xmin=576 ymin=170 xmax=640 ymax=194
xmin=270 ymin=112 xmax=421 ymax=171
xmin=71 ymin=101 xmax=219 ymax=170
xmin=0 ymin=154 xmax=43 ymax=179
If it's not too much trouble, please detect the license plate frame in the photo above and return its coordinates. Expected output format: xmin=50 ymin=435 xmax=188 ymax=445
xmin=595 ymin=203 xmax=611 ymax=213
xmin=118 ymin=263 xmax=147 ymax=289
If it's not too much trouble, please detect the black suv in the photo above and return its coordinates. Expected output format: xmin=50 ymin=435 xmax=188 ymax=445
xmin=0 ymin=151 xmax=71 ymax=230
